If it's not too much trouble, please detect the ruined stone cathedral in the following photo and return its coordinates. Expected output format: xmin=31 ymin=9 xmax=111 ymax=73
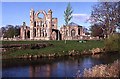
xmin=20 ymin=9 xmax=86 ymax=40
xmin=20 ymin=9 xmax=59 ymax=40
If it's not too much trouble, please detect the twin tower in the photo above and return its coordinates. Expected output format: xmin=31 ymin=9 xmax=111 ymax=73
xmin=29 ymin=8 xmax=58 ymax=40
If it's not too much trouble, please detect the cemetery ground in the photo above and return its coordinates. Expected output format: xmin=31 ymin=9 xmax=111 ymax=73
xmin=2 ymin=40 xmax=104 ymax=59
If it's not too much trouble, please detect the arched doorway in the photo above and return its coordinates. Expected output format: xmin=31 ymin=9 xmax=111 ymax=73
xmin=71 ymin=29 xmax=75 ymax=37
xmin=27 ymin=30 xmax=30 ymax=38
xmin=51 ymin=31 xmax=57 ymax=40
xmin=66 ymin=30 xmax=68 ymax=36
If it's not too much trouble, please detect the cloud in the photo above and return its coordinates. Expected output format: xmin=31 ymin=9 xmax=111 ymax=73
xmin=0 ymin=25 xmax=6 ymax=28
xmin=72 ymin=14 xmax=90 ymax=22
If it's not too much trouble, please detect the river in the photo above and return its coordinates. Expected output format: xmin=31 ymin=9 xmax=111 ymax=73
xmin=2 ymin=52 xmax=120 ymax=77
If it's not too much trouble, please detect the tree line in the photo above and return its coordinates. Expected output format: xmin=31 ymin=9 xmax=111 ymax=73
xmin=0 ymin=25 xmax=20 ymax=38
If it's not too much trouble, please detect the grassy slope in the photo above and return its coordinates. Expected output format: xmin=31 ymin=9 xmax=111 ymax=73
xmin=2 ymin=40 xmax=104 ymax=58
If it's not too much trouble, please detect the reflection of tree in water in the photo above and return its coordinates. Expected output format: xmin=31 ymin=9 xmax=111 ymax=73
xmin=77 ymin=59 xmax=80 ymax=66
xmin=29 ymin=63 xmax=58 ymax=77
xmin=29 ymin=65 xmax=35 ymax=77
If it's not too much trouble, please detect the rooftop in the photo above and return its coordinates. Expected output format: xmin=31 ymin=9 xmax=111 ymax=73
xmin=68 ymin=22 xmax=82 ymax=27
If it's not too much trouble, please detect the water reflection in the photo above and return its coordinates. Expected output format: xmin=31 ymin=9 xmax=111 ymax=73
xmin=28 ymin=58 xmax=79 ymax=77
xmin=2 ymin=53 xmax=120 ymax=77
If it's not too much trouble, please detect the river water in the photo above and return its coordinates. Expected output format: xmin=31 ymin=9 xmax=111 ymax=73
xmin=2 ymin=52 xmax=120 ymax=77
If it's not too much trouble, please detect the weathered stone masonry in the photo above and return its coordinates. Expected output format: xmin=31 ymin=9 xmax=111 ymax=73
xmin=29 ymin=9 xmax=58 ymax=40
xmin=20 ymin=9 xmax=85 ymax=40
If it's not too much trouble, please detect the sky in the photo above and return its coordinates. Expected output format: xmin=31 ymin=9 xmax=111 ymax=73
xmin=2 ymin=2 xmax=97 ymax=29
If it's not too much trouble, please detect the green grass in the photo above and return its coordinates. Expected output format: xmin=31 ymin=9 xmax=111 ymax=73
xmin=2 ymin=40 xmax=45 ymax=44
xmin=2 ymin=40 xmax=104 ymax=59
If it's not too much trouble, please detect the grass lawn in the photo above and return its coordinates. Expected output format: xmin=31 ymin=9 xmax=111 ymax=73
xmin=2 ymin=40 xmax=104 ymax=59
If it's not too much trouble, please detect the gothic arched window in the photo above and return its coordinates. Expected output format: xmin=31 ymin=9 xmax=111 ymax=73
xmin=66 ymin=30 xmax=68 ymax=36
xmin=34 ymin=28 xmax=36 ymax=37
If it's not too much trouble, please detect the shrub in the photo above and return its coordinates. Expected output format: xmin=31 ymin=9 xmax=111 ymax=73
xmin=104 ymin=34 xmax=120 ymax=52
xmin=82 ymin=60 xmax=120 ymax=77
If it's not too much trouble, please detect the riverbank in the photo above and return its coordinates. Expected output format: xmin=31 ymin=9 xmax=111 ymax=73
xmin=2 ymin=52 xmax=120 ymax=77
xmin=76 ymin=59 xmax=120 ymax=77
xmin=1 ymin=40 xmax=104 ymax=59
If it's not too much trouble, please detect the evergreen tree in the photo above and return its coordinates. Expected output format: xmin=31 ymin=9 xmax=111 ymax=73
xmin=64 ymin=3 xmax=73 ymax=44
xmin=64 ymin=3 xmax=73 ymax=26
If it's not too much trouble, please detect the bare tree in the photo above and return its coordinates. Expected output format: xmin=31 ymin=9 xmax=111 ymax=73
xmin=90 ymin=24 xmax=104 ymax=38
xmin=89 ymin=2 xmax=119 ymax=38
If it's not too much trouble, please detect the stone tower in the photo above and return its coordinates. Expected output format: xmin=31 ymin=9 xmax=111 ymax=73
xmin=30 ymin=8 xmax=34 ymax=40
xmin=52 ymin=18 xmax=57 ymax=29
xmin=47 ymin=9 xmax=52 ymax=39
xmin=20 ymin=22 xmax=30 ymax=40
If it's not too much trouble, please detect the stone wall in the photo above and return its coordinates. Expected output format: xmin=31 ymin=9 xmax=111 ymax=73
xmin=60 ymin=23 xmax=85 ymax=40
